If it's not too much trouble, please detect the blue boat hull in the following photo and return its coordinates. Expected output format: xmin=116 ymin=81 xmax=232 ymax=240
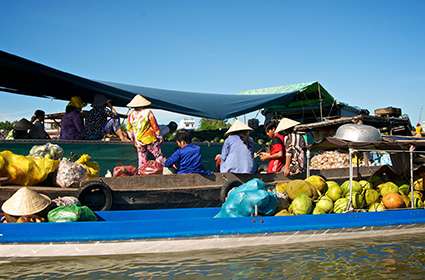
xmin=1 ymin=208 xmax=425 ymax=258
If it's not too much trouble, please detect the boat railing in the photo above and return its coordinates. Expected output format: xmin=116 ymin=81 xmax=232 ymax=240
xmin=345 ymin=147 xmax=425 ymax=211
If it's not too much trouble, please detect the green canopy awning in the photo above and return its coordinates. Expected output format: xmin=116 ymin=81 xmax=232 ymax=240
xmin=240 ymin=81 xmax=335 ymax=111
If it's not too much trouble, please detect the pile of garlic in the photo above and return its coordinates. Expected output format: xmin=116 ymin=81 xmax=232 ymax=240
xmin=310 ymin=151 xmax=351 ymax=169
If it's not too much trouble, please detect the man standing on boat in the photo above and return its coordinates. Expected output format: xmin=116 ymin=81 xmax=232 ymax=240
xmin=126 ymin=95 xmax=165 ymax=174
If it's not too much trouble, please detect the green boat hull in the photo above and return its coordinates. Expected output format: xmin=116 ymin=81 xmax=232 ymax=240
xmin=0 ymin=140 xmax=222 ymax=175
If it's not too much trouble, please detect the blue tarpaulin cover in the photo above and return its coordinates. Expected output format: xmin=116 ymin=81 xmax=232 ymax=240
xmin=0 ymin=50 xmax=323 ymax=119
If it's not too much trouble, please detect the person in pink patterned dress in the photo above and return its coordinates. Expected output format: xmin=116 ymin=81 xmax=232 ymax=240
xmin=126 ymin=95 xmax=164 ymax=173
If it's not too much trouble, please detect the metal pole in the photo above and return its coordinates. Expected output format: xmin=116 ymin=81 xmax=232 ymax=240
xmin=410 ymin=146 xmax=415 ymax=209
xmin=306 ymin=148 xmax=311 ymax=178
xmin=347 ymin=148 xmax=354 ymax=211
xmin=356 ymin=152 xmax=360 ymax=180
xmin=318 ymin=83 xmax=323 ymax=121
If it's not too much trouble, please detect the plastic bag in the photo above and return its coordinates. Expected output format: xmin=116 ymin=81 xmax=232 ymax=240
xmin=79 ymin=206 xmax=97 ymax=221
xmin=113 ymin=165 xmax=137 ymax=177
xmin=0 ymin=151 xmax=34 ymax=185
xmin=0 ymin=150 xmax=59 ymax=186
xmin=48 ymin=204 xmax=97 ymax=222
xmin=48 ymin=204 xmax=80 ymax=223
xmin=215 ymin=178 xmax=278 ymax=218
xmin=75 ymin=154 xmax=100 ymax=177
xmin=139 ymin=160 xmax=163 ymax=175
xmin=55 ymin=159 xmax=87 ymax=188
xmin=29 ymin=143 xmax=64 ymax=160
xmin=32 ymin=156 xmax=59 ymax=182
xmin=0 ymin=154 xmax=5 ymax=170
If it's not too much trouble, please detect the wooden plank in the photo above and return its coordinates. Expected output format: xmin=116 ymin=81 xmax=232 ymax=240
xmin=0 ymin=177 xmax=8 ymax=186
xmin=100 ymin=173 xmax=290 ymax=191
xmin=0 ymin=186 xmax=79 ymax=206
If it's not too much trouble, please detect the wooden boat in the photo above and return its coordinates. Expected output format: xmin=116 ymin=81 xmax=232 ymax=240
xmin=0 ymin=166 xmax=382 ymax=211
xmin=1 ymin=207 xmax=425 ymax=259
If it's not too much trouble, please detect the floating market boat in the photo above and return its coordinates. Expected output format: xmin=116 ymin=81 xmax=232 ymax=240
xmin=0 ymin=165 xmax=383 ymax=211
xmin=1 ymin=207 xmax=425 ymax=259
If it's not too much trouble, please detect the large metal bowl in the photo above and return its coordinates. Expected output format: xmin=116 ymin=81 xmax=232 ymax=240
xmin=334 ymin=124 xmax=382 ymax=142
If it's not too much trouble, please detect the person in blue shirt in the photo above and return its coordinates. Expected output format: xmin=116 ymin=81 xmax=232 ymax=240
xmin=216 ymin=120 xmax=255 ymax=174
xmin=164 ymin=130 xmax=208 ymax=174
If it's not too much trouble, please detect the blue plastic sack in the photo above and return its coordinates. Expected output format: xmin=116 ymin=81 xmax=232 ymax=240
xmin=215 ymin=178 xmax=278 ymax=218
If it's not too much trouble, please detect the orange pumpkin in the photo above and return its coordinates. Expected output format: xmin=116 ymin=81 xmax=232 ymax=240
xmin=382 ymin=193 xmax=405 ymax=209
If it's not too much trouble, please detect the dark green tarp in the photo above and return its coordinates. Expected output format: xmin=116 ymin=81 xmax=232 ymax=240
xmin=0 ymin=50 xmax=328 ymax=120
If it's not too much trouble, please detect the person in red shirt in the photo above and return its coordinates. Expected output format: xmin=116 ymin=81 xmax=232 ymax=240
xmin=259 ymin=121 xmax=286 ymax=173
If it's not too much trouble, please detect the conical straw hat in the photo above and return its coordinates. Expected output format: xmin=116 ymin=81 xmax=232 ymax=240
xmin=14 ymin=118 xmax=33 ymax=130
xmin=127 ymin=95 xmax=152 ymax=108
xmin=225 ymin=120 xmax=253 ymax=135
xmin=276 ymin=118 xmax=300 ymax=133
xmin=1 ymin=187 xmax=51 ymax=216
xmin=69 ymin=96 xmax=86 ymax=109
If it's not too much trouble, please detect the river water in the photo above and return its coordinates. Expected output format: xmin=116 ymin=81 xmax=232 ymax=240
xmin=1 ymin=234 xmax=425 ymax=279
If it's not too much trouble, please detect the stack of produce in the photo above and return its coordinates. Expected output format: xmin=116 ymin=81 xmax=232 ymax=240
xmin=310 ymin=151 xmax=370 ymax=170
xmin=0 ymin=143 xmax=100 ymax=187
xmin=56 ymin=154 xmax=99 ymax=188
xmin=75 ymin=154 xmax=100 ymax=177
xmin=0 ymin=150 xmax=59 ymax=186
xmin=274 ymin=175 xmax=425 ymax=216
xmin=29 ymin=143 xmax=64 ymax=160
xmin=310 ymin=151 xmax=354 ymax=169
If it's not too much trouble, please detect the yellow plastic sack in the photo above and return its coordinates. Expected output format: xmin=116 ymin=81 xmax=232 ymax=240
xmin=75 ymin=154 xmax=100 ymax=177
xmin=0 ymin=151 xmax=33 ymax=185
xmin=0 ymin=150 xmax=59 ymax=186
xmin=33 ymin=156 xmax=59 ymax=183
xmin=0 ymin=154 xmax=5 ymax=171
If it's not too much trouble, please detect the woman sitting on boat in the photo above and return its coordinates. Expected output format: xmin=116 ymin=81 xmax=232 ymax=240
xmin=164 ymin=129 xmax=209 ymax=175
xmin=276 ymin=118 xmax=305 ymax=176
xmin=84 ymin=94 xmax=111 ymax=140
xmin=84 ymin=94 xmax=128 ymax=141
xmin=103 ymin=100 xmax=129 ymax=141
xmin=215 ymin=120 xmax=255 ymax=174
xmin=7 ymin=118 xmax=33 ymax=139
xmin=126 ymin=95 xmax=165 ymax=174
xmin=1 ymin=187 xmax=51 ymax=223
xmin=29 ymin=110 xmax=50 ymax=139
xmin=259 ymin=120 xmax=285 ymax=173
xmin=60 ymin=96 xmax=85 ymax=140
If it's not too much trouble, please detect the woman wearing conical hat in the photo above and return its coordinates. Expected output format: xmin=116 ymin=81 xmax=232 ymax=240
xmin=275 ymin=118 xmax=305 ymax=176
xmin=126 ymin=95 xmax=164 ymax=173
xmin=215 ymin=120 xmax=255 ymax=174
xmin=1 ymin=187 xmax=51 ymax=223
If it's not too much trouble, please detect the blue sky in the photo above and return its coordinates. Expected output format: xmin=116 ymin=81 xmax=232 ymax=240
xmin=0 ymin=0 xmax=424 ymax=125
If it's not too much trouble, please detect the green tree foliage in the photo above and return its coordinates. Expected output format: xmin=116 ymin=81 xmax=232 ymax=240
xmin=198 ymin=119 xmax=229 ymax=131
xmin=0 ymin=121 xmax=14 ymax=131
